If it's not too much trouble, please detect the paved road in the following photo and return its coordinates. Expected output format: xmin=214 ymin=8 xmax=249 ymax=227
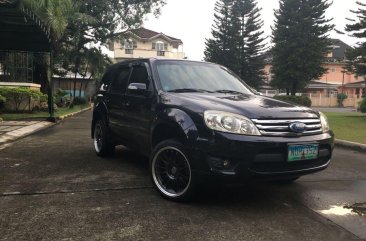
xmin=1 ymin=111 xmax=365 ymax=241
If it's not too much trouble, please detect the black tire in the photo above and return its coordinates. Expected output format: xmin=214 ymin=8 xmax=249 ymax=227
xmin=93 ymin=119 xmax=115 ymax=157
xmin=150 ymin=139 xmax=196 ymax=202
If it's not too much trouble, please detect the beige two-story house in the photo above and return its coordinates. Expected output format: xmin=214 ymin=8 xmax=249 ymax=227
xmin=110 ymin=27 xmax=185 ymax=62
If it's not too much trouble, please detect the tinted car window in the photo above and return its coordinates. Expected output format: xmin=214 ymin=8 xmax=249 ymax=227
xmin=110 ymin=67 xmax=131 ymax=93
xmin=129 ymin=66 xmax=149 ymax=85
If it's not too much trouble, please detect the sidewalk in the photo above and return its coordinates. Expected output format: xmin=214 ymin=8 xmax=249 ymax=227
xmin=0 ymin=120 xmax=54 ymax=145
xmin=0 ymin=106 xmax=92 ymax=145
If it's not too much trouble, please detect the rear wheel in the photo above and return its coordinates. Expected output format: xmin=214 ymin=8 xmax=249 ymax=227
xmin=93 ymin=119 xmax=115 ymax=157
xmin=150 ymin=140 xmax=196 ymax=201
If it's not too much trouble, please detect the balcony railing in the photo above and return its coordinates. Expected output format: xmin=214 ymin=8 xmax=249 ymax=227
xmin=125 ymin=49 xmax=133 ymax=54
xmin=157 ymin=51 xmax=165 ymax=56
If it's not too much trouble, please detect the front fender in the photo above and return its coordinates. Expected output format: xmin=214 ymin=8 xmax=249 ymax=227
xmin=152 ymin=108 xmax=199 ymax=144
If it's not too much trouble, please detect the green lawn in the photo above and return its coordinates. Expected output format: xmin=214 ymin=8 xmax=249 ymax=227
xmin=0 ymin=104 xmax=91 ymax=121
xmin=324 ymin=112 xmax=366 ymax=144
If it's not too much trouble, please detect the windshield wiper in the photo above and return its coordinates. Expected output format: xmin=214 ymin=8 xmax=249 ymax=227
xmin=167 ymin=88 xmax=213 ymax=93
xmin=215 ymin=89 xmax=245 ymax=95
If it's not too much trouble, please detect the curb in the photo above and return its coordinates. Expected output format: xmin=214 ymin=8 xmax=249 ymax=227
xmin=57 ymin=106 xmax=92 ymax=120
xmin=0 ymin=106 xmax=92 ymax=146
xmin=335 ymin=139 xmax=366 ymax=153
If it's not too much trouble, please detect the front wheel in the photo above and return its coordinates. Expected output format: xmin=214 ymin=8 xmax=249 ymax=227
xmin=150 ymin=140 xmax=196 ymax=201
xmin=93 ymin=119 xmax=115 ymax=157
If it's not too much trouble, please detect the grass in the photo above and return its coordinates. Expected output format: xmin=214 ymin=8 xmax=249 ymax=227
xmin=0 ymin=104 xmax=91 ymax=121
xmin=324 ymin=112 xmax=366 ymax=144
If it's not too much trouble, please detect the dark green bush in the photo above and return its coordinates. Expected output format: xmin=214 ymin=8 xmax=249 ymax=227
xmin=55 ymin=89 xmax=70 ymax=107
xmin=273 ymin=95 xmax=312 ymax=107
xmin=359 ymin=98 xmax=366 ymax=113
xmin=0 ymin=94 xmax=6 ymax=109
xmin=73 ymin=96 xmax=87 ymax=105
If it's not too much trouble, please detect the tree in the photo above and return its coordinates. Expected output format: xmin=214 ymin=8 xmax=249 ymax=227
xmin=204 ymin=0 xmax=235 ymax=70
xmin=22 ymin=0 xmax=77 ymax=93
xmin=232 ymin=0 xmax=266 ymax=89
xmin=271 ymin=0 xmax=333 ymax=95
xmin=22 ymin=0 xmax=165 ymax=101
xmin=345 ymin=1 xmax=366 ymax=97
xmin=204 ymin=0 xmax=266 ymax=89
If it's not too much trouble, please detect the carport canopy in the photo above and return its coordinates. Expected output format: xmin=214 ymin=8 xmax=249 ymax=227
xmin=0 ymin=0 xmax=52 ymax=52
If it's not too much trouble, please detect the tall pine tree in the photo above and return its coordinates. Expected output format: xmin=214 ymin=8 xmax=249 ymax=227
xmin=345 ymin=1 xmax=366 ymax=96
xmin=233 ymin=0 xmax=266 ymax=89
xmin=204 ymin=0 xmax=235 ymax=70
xmin=204 ymin=0 xmax=265 ymax=89
xmin=271 ymin=0 xmax=333 ymax=95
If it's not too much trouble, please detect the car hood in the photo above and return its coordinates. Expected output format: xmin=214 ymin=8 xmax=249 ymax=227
xmin=160 ymin=92 xmax=319 ymax=119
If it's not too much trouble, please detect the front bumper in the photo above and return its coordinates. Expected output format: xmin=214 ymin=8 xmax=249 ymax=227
xmin=191 ymin=131 xmax=334 ymax=180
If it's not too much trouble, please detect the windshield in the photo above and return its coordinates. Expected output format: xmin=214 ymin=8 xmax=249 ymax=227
xmin=156 ymin=61 xmax=253 ymax=94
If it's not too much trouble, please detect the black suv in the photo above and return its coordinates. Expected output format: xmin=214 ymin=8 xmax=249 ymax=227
xmin=92 ymin=58 xmax=334 ymax=201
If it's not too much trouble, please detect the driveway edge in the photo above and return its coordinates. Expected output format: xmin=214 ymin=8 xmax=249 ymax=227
xmin=0 ymin=106 xmax=92 ymax=146
xmin=335 ymin=139 xmax=366 ymax=153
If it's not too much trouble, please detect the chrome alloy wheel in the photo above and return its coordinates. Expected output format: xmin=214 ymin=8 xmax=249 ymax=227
xmin=152 ymin=147 xmax=192 ymax=198
xmin=94 ymin=122 xmax=103 ymax=153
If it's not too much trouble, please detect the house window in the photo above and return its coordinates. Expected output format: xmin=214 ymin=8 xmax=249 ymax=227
xmin=331 ymin=68 xmax=336 ymax=72
xmin=152 ymin=41 xmax=168 ymax=56
xmin=121 ymin=38 xmax=137 ymax=54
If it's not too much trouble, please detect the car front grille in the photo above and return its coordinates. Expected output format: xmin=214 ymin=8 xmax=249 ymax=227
xmin=251 ymin=118 xmax=323 ymax=137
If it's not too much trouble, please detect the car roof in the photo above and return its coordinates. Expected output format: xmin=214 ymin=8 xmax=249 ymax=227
xmin=108 ymin=58 xmax=217 ymax=69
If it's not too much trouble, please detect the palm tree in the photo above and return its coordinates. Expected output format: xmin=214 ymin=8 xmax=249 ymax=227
xmin=21 ymin=0 xmax=77 ymax=118
xmin=23 ymin=0 xmax=75 ymax=41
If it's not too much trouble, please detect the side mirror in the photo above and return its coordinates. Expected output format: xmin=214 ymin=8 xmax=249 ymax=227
xmin=127 ymin=82 xmax=152 ymax=96
xmin=128 ymin=83 xmax=147 ymax=91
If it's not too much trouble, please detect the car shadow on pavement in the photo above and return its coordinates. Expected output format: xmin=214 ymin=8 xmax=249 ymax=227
xmin=107 ymin=146 xmax=294 ymax=206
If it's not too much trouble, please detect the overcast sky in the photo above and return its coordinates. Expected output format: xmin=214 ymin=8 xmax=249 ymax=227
xmin=143 ymin=0 xmax=361 ymax=61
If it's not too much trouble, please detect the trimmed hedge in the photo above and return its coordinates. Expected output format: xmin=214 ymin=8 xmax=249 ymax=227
xmin=0 ymin=87 xmax=44 ymax=112
xmin=359 ymin=98 xmax=366 ymax=113
xmin=273 ymin=95 xmax=312 ymax=107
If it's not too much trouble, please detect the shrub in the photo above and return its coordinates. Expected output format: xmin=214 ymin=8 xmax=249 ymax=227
xmin=54 ymin=89 xmax=69 ymax=107
xmin=73 ymin=96 xmax=87 ymax=105
xmin=0 ymin=94 xmax=6 ymax=109
xmin=39 ymin=93 xmax=48 ymax=103
xmin=0 ymin=87 xmax=43 ymax=112
xmin=273 ymin=95 xmax=312 ymax=107
xmin=359 ymin=98 xmax=366 ymax=113
xmin=337 ymin=93 xmax=348 ymax=107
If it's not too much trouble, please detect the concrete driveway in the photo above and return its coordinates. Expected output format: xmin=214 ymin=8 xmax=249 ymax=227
xmin=1 ymin=111 xmax=365 ymax=241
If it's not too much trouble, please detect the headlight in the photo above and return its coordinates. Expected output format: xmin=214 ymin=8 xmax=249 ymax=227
xmin=204 ymin=111 xmax=261 ymax=135
xmin=319 ymin=112 xmax=330 ymax=133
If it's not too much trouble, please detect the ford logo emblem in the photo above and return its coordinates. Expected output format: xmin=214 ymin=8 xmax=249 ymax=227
xmin=289 ymin=122 xmax=306 ymax=133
